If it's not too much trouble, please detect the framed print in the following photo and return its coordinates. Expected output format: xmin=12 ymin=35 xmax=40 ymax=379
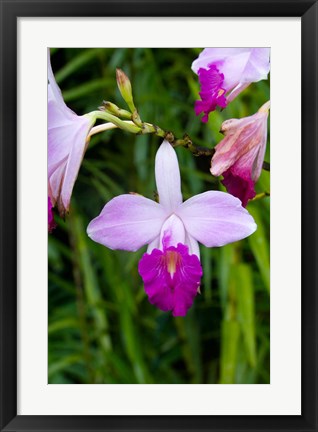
xmin=0 ymin=0 xmax=317 ymax=431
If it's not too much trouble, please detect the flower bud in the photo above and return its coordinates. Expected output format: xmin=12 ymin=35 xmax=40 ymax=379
xmin=116 ymin=68 xmax=136 ymax=112
xmin=100 ymin=101 xmax=132 ymax=119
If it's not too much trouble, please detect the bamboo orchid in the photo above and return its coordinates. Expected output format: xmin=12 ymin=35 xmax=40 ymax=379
xmin=48 ymin=53 xmax=95 ymax=217
xmin=192 ymin=48 xmax=270 ymax=122
xmin=211 ymin=101 xmax=270 ymax=206
xmin=87 ymin=140 xmax=256 ymax=316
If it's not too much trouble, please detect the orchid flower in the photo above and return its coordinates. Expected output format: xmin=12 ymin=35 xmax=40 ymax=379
xmin=192 ymin=48 xmax=270 ymax=122
xmin=48 ymin=53 xmax=95 ymax=217
xmin=211 ymin=101 xmax=270 ymax=207
xmin=87 ymin=140 xmax=256 ymax=316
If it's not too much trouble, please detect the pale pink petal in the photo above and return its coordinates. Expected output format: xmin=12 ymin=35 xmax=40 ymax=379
xmin=176 ymin=191 xmax=256 ymax=247
xmin=211 ymin=111 xmax=267 ymax=177
xmin=239 ymin=48 xmax=271 ymax=83
xmin=87 ymin=194 xmax=167 ymax=251
xmin=147 ymin=237 xmax=160 ymax=254
xmin=48 ymin=52 xmax=75 ymax=119
xmin=220 ymin=127 xmax=267 ymax=207
xmin=148 ymin=215 xmax=190 ymax=254
xmin=155 ymin=140 xmax=183 ymax=212
xmin=48 ymin=158 xmax=67 ymax=207
xmin=251 ymin=117 xmax=268 ymax=181
xmin=191 ymin=48 xmax=251 ymax=73
xmin=185 ymin=233 xmax=200 ymax=258
xmin=220 ymin=51 xmax=252 ymax=90
xmin=60 ymin=117 xmax=93 ymax=210
xmin=226 ymin=82 xmax=250 ymax=103
xmin=48 ymin=114 xmax=90 ymax=178
xmin=159 ymin=214 xmax=185 ymax=249
xmin=48 ymin=52 xmax=94 ymax=215
xmin=211 ymin=106 xmax=269 ymax=206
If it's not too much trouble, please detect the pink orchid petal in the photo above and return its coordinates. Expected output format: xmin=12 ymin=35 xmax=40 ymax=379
xmin=220 ymin=51 xmax=252 ymax=90
xmin=176 ymin=191 xmax=257 ymax=247
xmin=239 ymin=48 xmax=271 ymax=83
xmin=211 ymin=110 xmax=268 ymax=177
xmin=60 ymin=118 xmax=93 ymax=210
xmin=220 ymin=129 xmax=267 ymax=207
xmin=185 ymin=233 xmax=200 ymax=258
xmin=138 ymin=243 xmax=202 ymax=317
xmin=159 ymin=214 xmax=185 ymax=249
xmin=48 ymin=52 xmax=94 ymax=215
xmin=226 ymin=82 xmax=250 ymax=103
xmin=48 ymin=53 xmax=75 ymax=119
xmin=87 ymin=194 xmax=167 ymax=251
xmin=155 ymin=140 xmax=183 ymax=212
xmin=211 ymin=105 xmax=269 ymax=206
xmin=191 ymin=48 xmax=252 ymax=73
xmin=48 ymin=91 xmax=90 ymax=176
xmin=48 ymin=158 xmax=67 ymax=207
xmin=250 ymin=120 xmax=268 ymax=181
xmin=147 ymin=236 xmax=160 ymax=254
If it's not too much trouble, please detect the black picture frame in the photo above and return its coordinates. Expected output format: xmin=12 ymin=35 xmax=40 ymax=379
xmin=1 ymin=1 xmax=317 ymax=431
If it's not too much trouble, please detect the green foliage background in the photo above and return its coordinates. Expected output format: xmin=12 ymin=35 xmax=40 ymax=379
xmin=48 ymin=48 xmax=270 ymax=384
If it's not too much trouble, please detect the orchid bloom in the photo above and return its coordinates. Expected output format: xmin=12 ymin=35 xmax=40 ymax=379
xmin=192 ymin=48 xmax=270 ymax=122
xmin=211 ymin=101 xmax=270 ymax=207
xmin=87 ymin=140 xmax=256 ymax=316
xmin=48 ymin=197 xmax=56 ymax=233
xmin=48 ymin=53 xmax=95 ymax=217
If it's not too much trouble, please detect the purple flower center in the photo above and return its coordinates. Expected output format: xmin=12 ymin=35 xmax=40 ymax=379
xmin=195 ymin=65 xmax=227 ymax=122
xmin=138 ymin=243 xmax=202 ymax=317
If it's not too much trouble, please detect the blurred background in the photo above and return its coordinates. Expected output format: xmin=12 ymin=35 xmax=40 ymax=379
xmin=48 ymin=48 xmax=270 ymax=384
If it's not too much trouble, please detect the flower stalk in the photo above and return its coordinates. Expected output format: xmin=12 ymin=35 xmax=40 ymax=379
xmin=88 ymin=111 xmax=271 ymax=172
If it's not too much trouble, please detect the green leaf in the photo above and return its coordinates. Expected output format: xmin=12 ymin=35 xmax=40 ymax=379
xmin=55 ymin=48 xmax=105 ymax=83
xmin=235 ymin=264 xmax=257 ymax=367
xmin=219 ymin=320 xmax=240 ymax=384
xmin=248 ymin=204 xmax=270 ymax=293
xmin=63 ymin=78 xmax=114 ymax=102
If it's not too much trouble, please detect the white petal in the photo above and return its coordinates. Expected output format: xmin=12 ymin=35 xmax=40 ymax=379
xmin=159 ymin=214 xmax=185 ymax=249
xmin=147 ymin=236 xmax=160 ymax=253
xmin=155 ymin=140 xmax=183 ymax=212
xmin=185 ymin=233 xmax=200 ymax=259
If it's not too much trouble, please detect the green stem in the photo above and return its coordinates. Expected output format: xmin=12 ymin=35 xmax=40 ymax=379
xmin=91 ymin=111 xmax=141 ymax=134
xmin=88 ymin=111 xmax=270 ymax=170
xmin=251 ymin=191 xmax=270 ymax=202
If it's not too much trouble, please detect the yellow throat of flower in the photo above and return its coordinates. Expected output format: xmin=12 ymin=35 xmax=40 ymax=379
xmin=165 ymin=251 xmax=182 ymax=278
